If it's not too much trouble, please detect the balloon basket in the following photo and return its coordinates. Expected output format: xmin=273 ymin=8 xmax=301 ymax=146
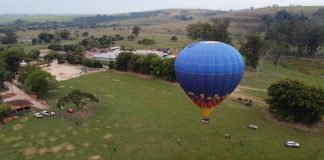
xmin=202 ymin=118 xmax=209 ymax=124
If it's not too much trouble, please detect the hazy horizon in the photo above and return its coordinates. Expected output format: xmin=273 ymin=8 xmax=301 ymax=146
xmin=0 ymin=0 xmax=322 ymax=15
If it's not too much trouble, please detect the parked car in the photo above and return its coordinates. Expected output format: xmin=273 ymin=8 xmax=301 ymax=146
xmin=41 ymin=110 xmax=51 ymax=116
xmin=34 ymin=112 xmax=43 ymax=118
xmin=67 ymin=108 xmax=74 ymax=113
xmin=286 ymin=141 xmax=300 ymax=148
xmin=248 ymin=124 xmax=258 ymax=130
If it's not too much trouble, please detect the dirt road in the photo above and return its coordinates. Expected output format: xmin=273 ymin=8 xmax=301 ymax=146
xmin=2 ymin=82 xmax=48 ymax=110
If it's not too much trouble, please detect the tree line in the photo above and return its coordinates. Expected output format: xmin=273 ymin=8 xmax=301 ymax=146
xmin=186 ymin=9 xmax=324 ymax=70
xmin=111 ymin=52 xmax=176 ymax=81
xmin=0 ymin=48 xmax=55 ymax=99
xmin=0 ymin=10 xmax=168 ymax=31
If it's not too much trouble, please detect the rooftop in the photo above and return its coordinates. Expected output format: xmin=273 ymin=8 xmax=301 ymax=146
xmin=4 ymin=99 xmax=33 ymax=110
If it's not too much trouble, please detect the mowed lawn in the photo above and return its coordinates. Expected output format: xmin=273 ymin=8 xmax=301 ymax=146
xmin=1 ymin=62 xmax=324 ymax=160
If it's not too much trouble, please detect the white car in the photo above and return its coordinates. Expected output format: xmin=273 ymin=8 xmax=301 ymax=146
xmin=34 ymin=112 xmax=43 ymax=118
xmin=248 ymin=124 xmax=258 ymax=130
xmin=286 ymin=141 xmax=300 ymax=148
xmin=41 ymin=111 xmax=51 ymax=116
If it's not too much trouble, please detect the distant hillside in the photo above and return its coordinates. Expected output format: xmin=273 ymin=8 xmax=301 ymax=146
xmin=1 ymin=6 xmax=323 ymax=38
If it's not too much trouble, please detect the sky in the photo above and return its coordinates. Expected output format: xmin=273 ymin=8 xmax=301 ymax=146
xmin=0 ymin=0 xmax=322 ymax=14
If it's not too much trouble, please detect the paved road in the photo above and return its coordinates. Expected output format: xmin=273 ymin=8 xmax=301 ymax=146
xmin=2 ymin=82 xmax=48 ymax=110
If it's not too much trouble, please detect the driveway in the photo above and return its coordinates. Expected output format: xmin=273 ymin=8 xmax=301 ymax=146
xmin=41 ymin=60 xmax=106 ymax=81
xmin=2 ymin=82 xmax=48 ymax=110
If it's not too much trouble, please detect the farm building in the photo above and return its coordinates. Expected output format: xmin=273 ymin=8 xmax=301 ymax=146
xmin=4 ymin=99 xmax=34 ymax=116
xmin=92 ymin=49 xmax=120 ymax=61
xmin=88 ymin=47 xmax=175 ymax=62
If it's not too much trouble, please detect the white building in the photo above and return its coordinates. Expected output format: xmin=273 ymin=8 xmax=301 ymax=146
xmin=92 ymin=49 xmax=121 ymax=62
xmin=90 ymin=47 xmax=175 ymax=62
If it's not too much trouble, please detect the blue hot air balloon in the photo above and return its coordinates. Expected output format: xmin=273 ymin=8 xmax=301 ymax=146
xmin=175 ymin=41 xmax=245 ymax=123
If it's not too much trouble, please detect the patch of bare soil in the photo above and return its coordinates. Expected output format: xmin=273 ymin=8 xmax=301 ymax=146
xmin=49 ymin=137 xmax=57 ymax=142
xmin=50 ymin=143 xmax=75 ymax=153
xmin=22 ymin=147 xmax=38 ymax=156
xmin=230 ymin=88 xmax=266 ymax=106
xmin=83 ymin=142 xmax=90 ymax=147
xmin=103 ymin=133 xmax=112 ymax=139
xmin=12 ymin=141 xmax=25 ymax=148
xmin=88 ymin=155 xmax=101 ymax=160
xmin=1 ymin=92 xmax=16 ymax=98
xmin=21 ymin=143 xmax=75 ymax=156
xmin=238 ymin=85 xmax=267 ymax=92
xmin=38 ymin=148 xmax=49 ymax=155
xmin=12 ymin=124 xmax=24 ymax=131
xmin=4 ymin=136 xmax=22 ymax=143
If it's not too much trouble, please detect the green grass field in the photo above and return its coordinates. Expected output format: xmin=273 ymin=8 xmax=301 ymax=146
xmin=16 ymin=28 xmax=192 ymax=52
xmin=281 ymin=58 xmax=324 ymax=76
xmin=0 ymin=61 xmax=323 ymax=160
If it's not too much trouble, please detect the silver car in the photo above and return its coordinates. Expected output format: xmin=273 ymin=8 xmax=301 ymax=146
xmin=286 ymin=141 xmax=300 ymax=148
xmin=41 ymin=111 xmax=51 ymax=116
xmin=34 ymin=112 xmax=43 ymax=118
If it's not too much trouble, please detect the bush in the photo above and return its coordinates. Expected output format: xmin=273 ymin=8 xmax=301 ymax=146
xmin=266 ymin=79 xmax=324 ymax=124
xmin=173 ymin=15 xmax=194 ymax=20
xmin=171 ymin=36 xmax=178 ymax=41
xmin=43 ymin=51 xmax=57 ymax=62
xmin=66 ymin=53 xmax=83 ymax=64
xmin=57 ymin=54 xmax=66 ymax=64
xmin=149 ymin=57 xmax=163 ymax=76
xmin=82 ymin=58 xmax=103 ymax=68
xmin=28 ymin=49 xmax=40 ymax=60
xmin=114 ymin=52 xmax=176 ymax=81
xmin=18 ymin=66 xmax=56 ymax=98
xmin=137 ymin=39 xmax=156 ymax=45
xmin=115 ymin=52 xmax=134 ymax=71
xmin=161 ymin=58 xmax=176 ymax=81
xmin=108 ymin=61 xmax=115 ymax=69
xmin=48 ymin=44 xmax=63 ymax=51
xmin=127 ymin=54 xmax=142 ymax=72
xmin=137 ymin=54 xmax=158 ymax=74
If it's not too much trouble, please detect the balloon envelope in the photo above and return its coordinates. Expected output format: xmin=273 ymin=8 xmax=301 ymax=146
xmin=175 ymin=41 xmax=245 ymax=121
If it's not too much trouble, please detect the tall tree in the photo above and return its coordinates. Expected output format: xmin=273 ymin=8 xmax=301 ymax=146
xmin=186 ymin=18 xmax=231 ymax=43
xmin=240 ymin=34 xmax=263 ymax=70
xmin=115 ymin=52 xmax=134 ymax=71
xmin=0 ymin=31 xmax=17 ymax=44
xmin=132 ymin=26 xmax=141 ymax=38
xmin=19 ymin=66 xmax=56 ymax=98
xmin=3 ymin=48 xmax=24 ymax=72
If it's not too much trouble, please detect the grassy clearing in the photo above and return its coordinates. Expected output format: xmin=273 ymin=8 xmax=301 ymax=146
xmin=16 ymin=27 xmax=191 ymax=51
xmin=281 ymin=58 xmax=324 ymax=77
xmin=0 ymin=61 xmax=323 ymax=160
xmin=241 ymin=59 xmax=324 ymax=91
